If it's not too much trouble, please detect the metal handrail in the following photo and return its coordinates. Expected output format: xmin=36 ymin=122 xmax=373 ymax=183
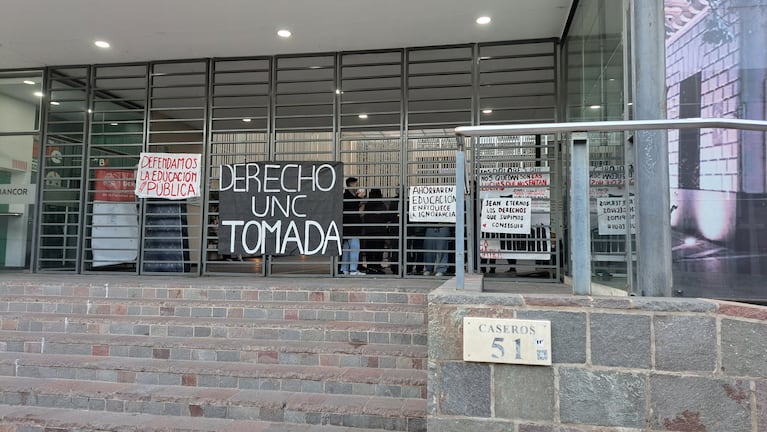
xmin=455 ymin=118 xmax=767 ymax=137
xmin=452 ymin=117 xmax=767 ymax=293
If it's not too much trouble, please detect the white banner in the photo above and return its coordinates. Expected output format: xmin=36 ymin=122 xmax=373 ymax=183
xmin=597 ymin=197 xmax=636 ymax=235
xmin=481 ymin=198 xmax=531 ymax=234
xmin=92 ymin=201 xmax=139 ymax=267
xmin=135 ymin=152 xmax=201 ymax=200
xmin=408 ymin=185 xmax=456 ymax=223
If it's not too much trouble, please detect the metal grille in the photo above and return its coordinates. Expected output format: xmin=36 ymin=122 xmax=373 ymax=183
xmin=82 ymin=64 xmax=147 ymax=273
xmin=472 ymin=41 xmax=561 ymax=282
xmin=340 ymin=50 xmax=403 ymax=276
xmin=33 ymin=40 xmax=562 ymax=280
xmin=142 ymin=61 xmax=207 ymax=274
xmin=206 ymin=58 xmax=270 ymax=274
xmin=269 ymin=55 xmax=336 ymax=275
xmin=38 ymin=67 xmax=90 ymax=271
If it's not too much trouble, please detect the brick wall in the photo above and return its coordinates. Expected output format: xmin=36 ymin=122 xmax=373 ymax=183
xmin=428 ymin=287 xmax=767 ymax=431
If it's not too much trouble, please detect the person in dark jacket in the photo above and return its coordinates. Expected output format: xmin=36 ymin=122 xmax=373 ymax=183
xmin=363 ymin=188 xmax=388 ymax=274
xmin=341 ymin=177 xmax=365 ymax=275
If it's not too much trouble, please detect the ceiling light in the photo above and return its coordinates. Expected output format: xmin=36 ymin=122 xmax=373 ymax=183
xmin=50 ymin=101 xmax=60 ymax=106
xmin=242 ymin=118 xmax=252 ymax=122
xmin=23 ymin=80 xmax=36 ymax=85
xmin=358 ymin=114 xmax=368 ymax=119
xmin=33 ymin=91 xmax=44 ymax=97
xmin=482 ymin=109 xmax=493 ymax=114
xmin=110 ymin=122 xmax=119 ymax=126
xmin=590 ymin=105 xmax=601 ymax=110
xmin=335 ymin=89 xmax=343 ymax=95
xmin=476 ymin=16 xmax=492 ymax=25
xmin=94 ymin=40 xmax=111 ymax=48
xmin=277 ymin=29 xmax=292 ymax=38
xmin=87 ymin=109 xmax=93 ymax=113
xmin=627 ymin=102 xmax=634 ymax=106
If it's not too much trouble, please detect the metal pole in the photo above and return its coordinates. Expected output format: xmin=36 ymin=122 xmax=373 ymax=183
xmin=570 ymin=132 xmax=591 ymax=295
xmin=455 ymin=138 xmax=466 ymax=290
xmin=632 ymin=0 xmax=671 ymax=296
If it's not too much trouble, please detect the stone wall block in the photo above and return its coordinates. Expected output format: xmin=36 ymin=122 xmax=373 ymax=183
xmin=494 ymin=364 xmax=555 ymax=421
xmin=428 ymin=304 xmax=515 ymax=360
xmin=427 ymin=418 xmax=514 ymax=432
xmin=650 ymin=374 xmax=752 ymax=432
xmin=517 ymin=311 xmax=587 ymax=364
xmin=591 ymin=313 xmax=651 ymax=368
xmin=559 ymin=368 xmax=646 ymax=428
xmin=757 ymin=380 xmax=766 ymax=432
xmin=721 ymin=319 xmax=767 ymax=377
xmin=655 ymin=315 xmax=716 ymax=372
xmin=438 ymin=362 xmax=491 ymax=417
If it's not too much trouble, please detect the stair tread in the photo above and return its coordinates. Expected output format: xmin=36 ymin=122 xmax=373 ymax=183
xmin=0 ymin=295 xmax=427 ymax=311
xmin=0 ymin=375 xmax=427 ymax=416
xmin=0 ymin=404 xmax=395 ymax=432
xmin=0 ymin=351 xmax=426 ymax=386
xmin=0 ymin=330 xmax=427 ymax=356
xmin=0 ymin=312 xmax=425 ymax=331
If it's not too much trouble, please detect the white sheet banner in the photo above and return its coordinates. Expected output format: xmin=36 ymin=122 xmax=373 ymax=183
xmin=408 ymin=185 xmax=456 ymax=223
xmin=481 ymin=198 xmax=531 ymax=234
xmin=135 ymin=152 xmax=201 ymax=200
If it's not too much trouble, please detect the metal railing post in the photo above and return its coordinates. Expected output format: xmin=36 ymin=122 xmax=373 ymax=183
xmin=570 ymin=132 xmax=591 ymax=295
xmin=455 ymin=138 xmax=466 ymax=290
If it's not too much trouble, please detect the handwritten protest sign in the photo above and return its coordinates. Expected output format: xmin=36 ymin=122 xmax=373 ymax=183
xmin=597 ymin=197 xmax=636 ymax=235
xmin=135 ymin=152 xmax=201 ymax=200
xmin=218 ymin=161 xmax=343 ymax=256
xmin=481 ymin=198 xmax=531 ymax=234
xmin=408 ymin=185 xmax=456 ymax=223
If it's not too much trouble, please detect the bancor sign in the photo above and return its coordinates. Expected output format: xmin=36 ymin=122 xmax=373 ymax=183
xmin=0 ymin=184 xmax=36 ymax=205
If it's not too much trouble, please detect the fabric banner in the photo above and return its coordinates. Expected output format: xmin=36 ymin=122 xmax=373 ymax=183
xmin=135 ymin=152 xmax=201 ymax=200
xmin=408 ymin=185 xmax=456 ymax=223
xmin=218 ymin=161 xmax=343 ymax=256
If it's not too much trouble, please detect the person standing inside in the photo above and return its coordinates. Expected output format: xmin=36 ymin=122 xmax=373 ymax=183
xmin=341 ymin=177 xmax=365 ymax=275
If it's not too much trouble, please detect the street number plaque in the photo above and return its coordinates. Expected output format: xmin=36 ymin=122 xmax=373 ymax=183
xmin=463 ymin=317 xmax=552 ymax=366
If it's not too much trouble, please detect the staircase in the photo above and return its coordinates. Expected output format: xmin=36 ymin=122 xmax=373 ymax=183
xmin=0 ymin=275 xmax=435 ymax=432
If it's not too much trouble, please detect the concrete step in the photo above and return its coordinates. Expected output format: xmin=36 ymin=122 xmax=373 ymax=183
xmin=0 ymin=312 xmax=427 ymax=345
xmin=0 ymin=376 xmax=427 ymax=431
xmin=0 ymin=352 xmax=426 ymax=399
xmin=0 ymin=331 xmax=427 ymax=370
xmin=0 ymin=295 xmax=427 ymax=324
xmin=0 ymin=404 xmax=403 ymax=431
xmin=0 ymin=277 xmax=435 ymax=304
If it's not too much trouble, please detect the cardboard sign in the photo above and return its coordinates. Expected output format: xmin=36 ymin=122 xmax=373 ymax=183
xmin=408 ymin=185 xmax=456 ymax=223
xmin=135 ymin=152 xmax=201 ymax=200
xmin=218 ymin=161 xmax=343 ymax=256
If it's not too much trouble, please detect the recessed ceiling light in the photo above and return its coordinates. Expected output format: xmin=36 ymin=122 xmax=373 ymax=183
xmin=242 ymin=118 xmax=252 ymax=122
xmin=33 ymin=91 xmax=44 ymax=97
xmin=50 ymin=101 xmax=60 ymax=106
xmin=590 ymin=105 xmax=601 ymax=110
xmin=277 ymin=29 xmax=292 ymax=38
xmin=94 ymin=40 xmax=111 ymax=48
xmin=335 ymin=89 xmax=342 ymax=95
xmin=23 ymin=80 xmax=36 ymax=85
xmin=358 ymin=114 xmax=368 ymax=119
xmin=309 ymin=66 xmax=321 ymax=69
xmin=87 ymin=109 xmax=93 ymax=113
xmin=482 ymin=109 xmax=493 ymax=114
xmin=476 ymin=16 xmax=492 ymax=25
xmin=627 ymin=102 xmax=634 ymax=106
xmin=110 ymin=122 xmax=119 ymax=126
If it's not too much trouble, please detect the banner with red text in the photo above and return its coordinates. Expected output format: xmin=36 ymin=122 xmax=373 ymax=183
xmin=135 ymin=152 xmax=201 ymax=200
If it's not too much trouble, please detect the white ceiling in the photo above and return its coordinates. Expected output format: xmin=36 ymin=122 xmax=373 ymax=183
xmin=0 ymin=0 xmax=573 ymax=69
